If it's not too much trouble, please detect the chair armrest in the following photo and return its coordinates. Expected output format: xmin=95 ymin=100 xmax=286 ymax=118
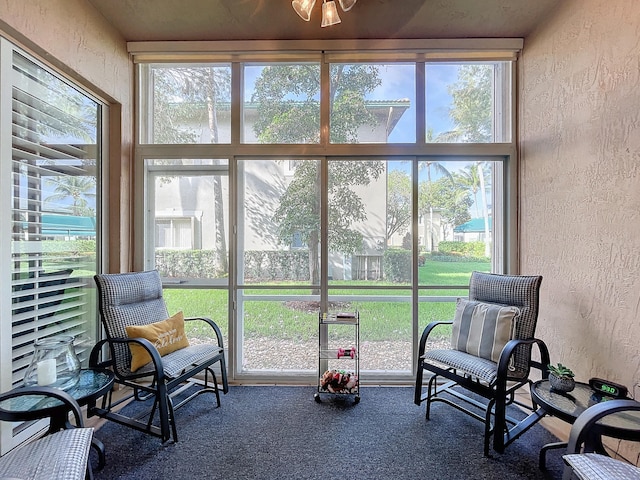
xmin=418 ymin=320 xmax=453 ymax=357
xmin=89 ymin=337 xmax=166 ymax=381
xmin=495 ymin=337 xmax=550 ymax=385
xmin=185 ymin=316 xmax=225 ymax=350
xmin=566 ymin=399 xmax=640 ymax=454
xmin=0 ymin=386 xmax=84 ymax=428
xmin=496 ymin=337 xmax=550 ymax=376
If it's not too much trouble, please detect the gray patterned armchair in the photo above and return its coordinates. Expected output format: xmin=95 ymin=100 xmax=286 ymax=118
xmin=89 ymin=270 xmax=228 ymax=443
xmin=563 ymin=399 xmax=640 ymax=480
xmin=0 ymin=386 xmax=93 ymax=480
xmin=414 ymin=271 xmax=550 ymax=455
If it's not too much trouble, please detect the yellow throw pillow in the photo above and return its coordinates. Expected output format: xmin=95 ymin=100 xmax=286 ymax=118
xmin=126 ymin=311 xmax=190 ymax=372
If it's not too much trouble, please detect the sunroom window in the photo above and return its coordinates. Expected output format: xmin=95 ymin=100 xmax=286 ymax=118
xmin=133 ymin=41 xmax=519 ymax=384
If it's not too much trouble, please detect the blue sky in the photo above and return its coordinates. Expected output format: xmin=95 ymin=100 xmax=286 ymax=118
xmin=373 ymin=63 xmax=459 ymax=143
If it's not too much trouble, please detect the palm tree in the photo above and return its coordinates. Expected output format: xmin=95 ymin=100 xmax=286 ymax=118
xmin=454 ymin=162 xmax=491 ymax=257
xmin=153 ymin=65 xmax=231 ymax=274
xmin=418 ymin=159 xmax=453 ymax=252
xmin=456 ymin=163 xmax=482 ymax=218
xmin=45 ymin=176 xmax=96 ymax=216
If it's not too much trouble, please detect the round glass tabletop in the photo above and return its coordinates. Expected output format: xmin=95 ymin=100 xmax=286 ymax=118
xmin=531 ymin=380 xmax=640 ymax=433
xmin=0 ymin=369 xmax=114 ymax=413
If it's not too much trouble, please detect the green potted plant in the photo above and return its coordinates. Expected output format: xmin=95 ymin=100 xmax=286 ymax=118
xmin=547 ymin=363 xmax=575 ymax=393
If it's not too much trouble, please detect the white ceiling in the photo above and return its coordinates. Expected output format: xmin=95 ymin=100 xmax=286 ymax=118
xmin=87 ymin=0 xmax=562 ymax=42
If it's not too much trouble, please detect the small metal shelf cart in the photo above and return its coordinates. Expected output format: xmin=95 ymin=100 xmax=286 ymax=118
xmin=314 ymin=311 xmax=360 ymax=403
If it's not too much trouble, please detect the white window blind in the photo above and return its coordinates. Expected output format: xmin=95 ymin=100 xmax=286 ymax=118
xmin=9 ymin=51 xmax=100 ymax=388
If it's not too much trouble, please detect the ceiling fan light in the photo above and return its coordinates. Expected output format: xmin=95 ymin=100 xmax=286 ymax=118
xmin=338 ymin=0 xmax=357 ymax=12
xmin=321 ymin=0 xmax=341 ymax=27
xmin=292 ymin=0 xmax=316 ymax=21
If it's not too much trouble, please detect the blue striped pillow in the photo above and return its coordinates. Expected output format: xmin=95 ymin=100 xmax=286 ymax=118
xmin=451 ymin=298 xmax=520 ymax=363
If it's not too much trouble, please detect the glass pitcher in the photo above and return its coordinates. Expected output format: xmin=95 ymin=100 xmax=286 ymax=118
xmin=23 ymin=335 xmax=81 ymax=390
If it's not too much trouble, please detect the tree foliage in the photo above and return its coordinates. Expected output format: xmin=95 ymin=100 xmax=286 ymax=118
xmin=254 ymin=64 xmax=384 ymax=283
xmin=152 ymin=66 xmax=231 ymax=144
xmin=438 ymin=64 xmax=492 ymax=142
xmin=386 ymin=169 xmax=411 ymax=240
xmin=419 ymin=177 xmax=472 ymax=238
xmin=45 ymin=176 xmax=96 ymax=216
xmin=251 ymin=64 xmax=381 ymax=144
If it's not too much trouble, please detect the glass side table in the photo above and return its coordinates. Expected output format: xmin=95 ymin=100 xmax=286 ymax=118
xmin=0 ymin=368 xmax=114 ymax=469
xmin=530 ymin=379 xmax=640 ymax=469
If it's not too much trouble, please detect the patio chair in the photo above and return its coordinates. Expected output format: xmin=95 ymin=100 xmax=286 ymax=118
xmin=89 ymin=270 xmax=228 ymax=443
xmin=414 ymin=271 xmax=550 ymax=455
xmin=0 ymin=386 xmax=94 ymax=480
xmin=563 ymin=399 xmax=640 ymax=480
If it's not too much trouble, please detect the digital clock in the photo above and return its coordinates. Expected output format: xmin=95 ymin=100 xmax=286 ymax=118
xmin=588 ymin=377 xmax=629 ymax=399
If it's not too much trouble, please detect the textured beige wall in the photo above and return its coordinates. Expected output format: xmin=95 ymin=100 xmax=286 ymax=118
xmin=520 ymin=0 xmax=640 ymax=394
xmin=0 ymin=0 xmax=133 ymax=272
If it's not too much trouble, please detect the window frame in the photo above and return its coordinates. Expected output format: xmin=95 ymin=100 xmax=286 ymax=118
xmin=132 ymin=39 xmax=520 ymax=385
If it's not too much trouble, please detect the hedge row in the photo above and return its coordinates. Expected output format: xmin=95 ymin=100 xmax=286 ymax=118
xmin=152 ymin=245 xmax=489 ymax=283
xmin=155 ymin=249 xmax=309 ymax=281
xmin=437 ymin=241 xmax=487 ymax=258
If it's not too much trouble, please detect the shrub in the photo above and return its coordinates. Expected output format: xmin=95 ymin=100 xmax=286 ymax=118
xmin=156 ymin=249 xmax=309 ymax=281
xmin=383 ymin=248 xmax=411 ymax=283
xmin=438 ymin=241 xmax=488 ymax=258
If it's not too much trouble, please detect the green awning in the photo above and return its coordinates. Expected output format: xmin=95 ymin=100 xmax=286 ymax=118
xmin=41 ymin=214 xmax=96 ymax=236
xmin=454 ymin=218 xmax=492 ymax=233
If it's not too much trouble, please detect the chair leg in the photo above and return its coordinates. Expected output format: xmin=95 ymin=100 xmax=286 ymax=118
xmin=414 ymin=364 xmax=425 ymax=406
xmin=168 ymin=397 xmax=178 ymax=443
xmin=426 ymin=374 xmax=439 ymax=420
xmin=219 ymin=356 xmax=229 ymax=394
xmin=484 ymin=398 xmax=496 ymax=456
xmin=156 ymin=382 xmax=173 ymax=443
xmin=493 ymin=393 xmax=507 ymax=454
xmin=206 ymin=367 xmax=221 ymax=407
xmin=85 ymin=459 xmax=94 ymax=480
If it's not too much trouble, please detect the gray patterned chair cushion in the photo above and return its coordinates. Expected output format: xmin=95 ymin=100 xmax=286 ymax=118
xmin=135 ymin=343 xmax=224 ymax=378
xmin=0 ymin=427 xmax=93 ymax=480
xmin=563 ymin=453 xmax=640 ymax=480
xmin=422 ymin=348 xmax=502 ymax=385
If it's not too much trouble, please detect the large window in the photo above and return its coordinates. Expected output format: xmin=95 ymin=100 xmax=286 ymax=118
xmin=134 ymin=41 xmax=518 ymax=385
xmin=1 ymin=42 xmax=104 ymax=452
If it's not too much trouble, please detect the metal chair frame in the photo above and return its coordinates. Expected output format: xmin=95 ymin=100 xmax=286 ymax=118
xmin=414 ymin=271 xmax=550 ymax=455
xmin=89 ymin=270 xmax=229 ymax=443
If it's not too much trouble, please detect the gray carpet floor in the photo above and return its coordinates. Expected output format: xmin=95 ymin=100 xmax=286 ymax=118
xmin=92 ymin=386 xmax=565 ymax=479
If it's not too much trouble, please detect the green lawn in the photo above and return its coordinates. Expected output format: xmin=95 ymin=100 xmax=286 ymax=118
xmin=163 ymin=259 xmax=491 ymax=342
